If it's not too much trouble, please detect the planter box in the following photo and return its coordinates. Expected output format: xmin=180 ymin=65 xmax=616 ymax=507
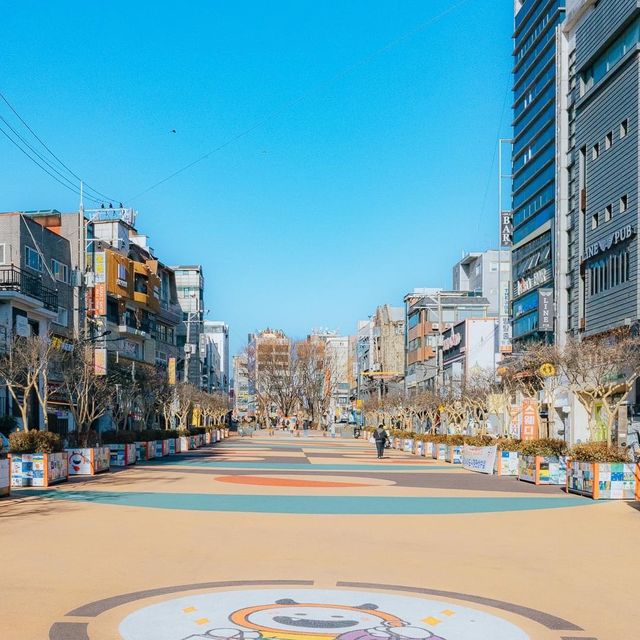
xmin=393 ymin=437 xmax=401 ymax=450
xmin=179 ymin=436 xmax=191 ymax=451
xmin=216 ymin=429 xmax=222 ymax=442
xmin=414 ymin=441 xmax=424 ymax=456
xmin=519 ymin=455 xmax=567 ymax=485
xmin=11 ymin=452 xmax=68 ymax=487
xmin=404 ymin=438 xmax=414 ymax=452
xmin=0 ymin=458 xmax=10 ymax=496
xmin=135 ymin=441 xmax=157 ymax=462
xmin=495 ymin=450 xmax=519 ymax=476
xmin=107 ymin=443 xmax=136 ymax=466
xmin=567 ymin=461 xmax=640 ymax=500
xmin=67 ymin=447 xmax=110 ymax=475
xmin=432 ymin=443 xmax=447 ymax=461
xmin=446 ymin=445 xmax=463 ymax=464
xmin=168 ymin=438 xmax=178 ymax=455
xmin=154 ymin=440 xmax=170 ymax=457
xmin=204 ymin=431 xmax=212 ymax=444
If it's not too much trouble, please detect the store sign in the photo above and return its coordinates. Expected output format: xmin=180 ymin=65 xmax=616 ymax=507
xmin=94 ymin=252 xmax=106 ymax=284
xmin=167 ymin=357 xmax=176 ymax=385
xmin=500 ymin=211 xmax=513 ymax=246
xmin=538 ymin=288 xmax=554 ymax=332
xmin=443 ymin=332 xmax=462 ymax=351
xmin=94 ymin=348 xmax=107 ymax=376
xmin=94 ymin=283 xmax=107 ymax=316
xmin=583 ymin=224 xmax=635 ymax=261
xmin=515 ymin=267 xmax=549 ymax=297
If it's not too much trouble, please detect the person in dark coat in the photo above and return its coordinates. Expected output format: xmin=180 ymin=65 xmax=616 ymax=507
xmin=373 ymin=425 xmax=388 ymax=459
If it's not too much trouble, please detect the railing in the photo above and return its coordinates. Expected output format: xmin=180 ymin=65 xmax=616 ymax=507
xmin=0 ymin=265 xmax=58 ymax=311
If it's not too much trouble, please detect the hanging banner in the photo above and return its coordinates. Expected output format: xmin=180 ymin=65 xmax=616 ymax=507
xmin=462 ymin=444 xmax=498 ymax=474
xmin=521 ymin=398 xmax=540 ymax=440
xmin=168 ymin=357 xmax=176 ymax=385
xmin=94 ymin=348 xmax=107 ymax=376
xmin=538 ymin=289 xmax=554 ymax=332
xmin=499 ymin=280 xmax=512 ymax=353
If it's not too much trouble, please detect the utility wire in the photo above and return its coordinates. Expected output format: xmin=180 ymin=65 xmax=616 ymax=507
xmin=0 ymin=123 xmax=95 ymax=202
xmin=0 ymin=90 xmax=117 ymax=204
xmin=0 ymin=114 xmax=101 ymax=204
xmin=127 ymin=0 xmax=472 ymax=202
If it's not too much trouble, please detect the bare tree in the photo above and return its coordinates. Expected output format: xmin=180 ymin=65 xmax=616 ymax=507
xmin=412 ymin=390 xmax=441 ymax=434
xmin=175 ymin=383 xmax=198 ymax=430
xmin=0 ymin=334 xmax=53 ymax=431
xmin=561 ymin=333 xmax=640 ymax=445
xmin=59 ymin=344 xmax=114 ymax=446
xmin=256 ymin=341 xmax=299 ymax=418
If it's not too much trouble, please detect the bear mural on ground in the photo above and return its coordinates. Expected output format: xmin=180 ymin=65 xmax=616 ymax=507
xmin=181 ymin=599 xmax=446 ymax=640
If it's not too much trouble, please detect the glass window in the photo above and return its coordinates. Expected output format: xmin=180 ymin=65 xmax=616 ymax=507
xmin=408 ymin=313 xmax=420 ymax=329
xmin=620 ymin=195 xmax=628 ymax=213
xmin=54 ymin=306 xmax=68 ymax=327
xmin=621 ymin=119 xmax=628 ymax=138
xmin=25 ymin=246 xmax=42 ymax=271
xmin=51 ymin=259 xmax=69 ymax=283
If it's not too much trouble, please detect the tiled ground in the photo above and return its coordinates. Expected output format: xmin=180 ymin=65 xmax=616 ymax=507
xmin=1 ymin=431 xmax=638 ymax=640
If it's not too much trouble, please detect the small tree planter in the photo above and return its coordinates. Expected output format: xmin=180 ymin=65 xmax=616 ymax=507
xmin=495 ymin=450 xmax=519 ymax=476
xmin=432 ymin=443 xmax=447 ymax=461
xmin=567 ymin=461 xmax=640 ymax=500
xmin=107 ymin=443 xmax=136 ymax=467
xmin=423 ymin=441 xmax=434 ymax=458
xmin=404 ymin=438 xmax=414 ymax=453
xmin=204 ymin=431 xmax=212 ymax=445
xmin=67 ymin=447 xmax=110 ymax=476
xmin=518 ymin=455 xmax=567 ymax=485
xmin=414 ymin=441 xmax=424 ymax=456
xmin=11 ymin=452 xmax=68 ymax=487
xmin=216 ymin=429 xmax=222 ymax=442
xmin=0 ymin=458 xmax=10 ymax=496
xmin=179 ymin=436 xmax=191 ymax=451
xmin=446 ymin=445 xmax=463 ymax=464
xmin=168 ymin=438 xmax=179 ymax=455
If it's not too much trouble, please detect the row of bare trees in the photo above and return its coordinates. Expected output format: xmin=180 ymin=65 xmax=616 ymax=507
xmin=251 ymin=338 xmax=341 ymax=426
xmin=0 ymin=334 xmax=229 ymax=445
xmin=361 ymin=331 xmax=640 ymax=446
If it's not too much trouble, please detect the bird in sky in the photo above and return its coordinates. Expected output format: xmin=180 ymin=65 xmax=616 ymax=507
xmin=170 ymin=129 xmax=177 ymax=134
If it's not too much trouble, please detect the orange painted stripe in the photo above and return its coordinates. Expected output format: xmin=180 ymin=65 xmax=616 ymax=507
xmin=215 ymin=475 xmax=372 ymax=488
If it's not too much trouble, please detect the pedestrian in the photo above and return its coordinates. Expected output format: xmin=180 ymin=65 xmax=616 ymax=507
xmin=303 ymin=418 xmax=309 ymax=437
xmin=373 ymin=424 xmax=388 ymax=459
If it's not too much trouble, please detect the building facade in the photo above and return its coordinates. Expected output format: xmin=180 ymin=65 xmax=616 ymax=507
xmin=172 ymin=265 xmax=205 ymax=387
xmin=204 ymin=320 xmax=230 ymax=392
xmin=511 ymin=0 xmax=566 ymax=343
xmin=232 ymin=353 xmax=249 ymax=417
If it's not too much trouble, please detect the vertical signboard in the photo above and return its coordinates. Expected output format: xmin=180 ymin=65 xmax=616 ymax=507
xmin=521 ymin=398 xmax=540 ymax=440
xmin=538 ymin=289 xmax=554 ymax=332
xmin=94 ymin=283 xmax=107 ymax=316
xmin=500 ymin=211 xmax=513 ymax=247
xmin=499 ymin=280 xmax=512 ymax=353
xmin=167 ymin=357 xmax=176 ymax=385
xmin=94 ymin=251 xmax=106 ymax=284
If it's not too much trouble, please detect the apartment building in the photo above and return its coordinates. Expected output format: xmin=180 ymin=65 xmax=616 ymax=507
xmin=204 ymin=320 xmax=230 ymax=392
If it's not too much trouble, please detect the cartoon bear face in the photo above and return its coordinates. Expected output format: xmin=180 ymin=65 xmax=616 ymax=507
xmin=230 ymin=600 xmax=403 ymax=637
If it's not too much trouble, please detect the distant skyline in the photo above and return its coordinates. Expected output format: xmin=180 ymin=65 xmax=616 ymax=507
xmin=1 ymin=0 xmax=513 ymax=354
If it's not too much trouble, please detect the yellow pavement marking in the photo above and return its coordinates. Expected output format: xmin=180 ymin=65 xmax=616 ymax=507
xmin=422 ymin=616 xmax=441 ymax=626
xmin=441 ymin=609 xmax=455 ymax=616
xmin=195 ymin=618 xmax=210 ymax=625
xmin=182 ymin=606 xmax=197 ymax=613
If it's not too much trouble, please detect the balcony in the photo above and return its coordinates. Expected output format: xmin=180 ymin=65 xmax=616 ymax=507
xmin=0 ymin=265 xmax=58 ymax=311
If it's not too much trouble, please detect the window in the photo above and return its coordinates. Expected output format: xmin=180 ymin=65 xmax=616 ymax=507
xmin=621 ymin=119 xmax=628 ymax=138
xmin=592 ymin=143 xmax=600 ymax=160
xmin=51 ymin=259 xmax=69 ymax=283
xmin=620 ymin=195 xmax=628 ymax=212
xmin=604 ymin=204 xmax=612 ymax=222
xmin=605 ymin=131 xmax=613 ymax=149
xmin=0 ymin=244 xmax=6 ymax=265
xmin=590 ymin=249 xmax=630 ymax=295
xmin=54 ymin=306 xmax=68 ymax=327
xmin=25 ymin=246 xmax=42 ymax=271
xmin=591 ymin=213 xmax=599 ymax=230
xmin=117 ymin=264 xmax=127 ymax=282
xmin=489 ymin=262 xmax=499 ymax=272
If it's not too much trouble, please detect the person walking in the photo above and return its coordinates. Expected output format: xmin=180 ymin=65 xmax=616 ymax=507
xmin=373 ymin=424 xmax=388 ymax=459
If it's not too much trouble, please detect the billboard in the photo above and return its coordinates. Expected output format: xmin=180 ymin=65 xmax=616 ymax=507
xmin=538 ymin=289 xmax=554 ymax=332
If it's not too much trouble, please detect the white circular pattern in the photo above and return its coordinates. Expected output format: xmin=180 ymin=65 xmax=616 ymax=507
xmin=119 ymin=588 xmax=529 ymax=640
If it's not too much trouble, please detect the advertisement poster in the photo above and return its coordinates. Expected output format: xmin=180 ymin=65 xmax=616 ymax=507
xmin=462 ymin=445 xmax=498 ymax=474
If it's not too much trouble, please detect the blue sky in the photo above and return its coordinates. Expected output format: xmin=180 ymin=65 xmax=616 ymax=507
xmin=1 ymin=0 xmax=513 ymax=354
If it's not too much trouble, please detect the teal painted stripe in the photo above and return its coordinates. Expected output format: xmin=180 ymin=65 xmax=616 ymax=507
xmin=17 ymin=489 xmax=595 ymax=514
xmin=153 ymin=460 xmax=454 ymax=472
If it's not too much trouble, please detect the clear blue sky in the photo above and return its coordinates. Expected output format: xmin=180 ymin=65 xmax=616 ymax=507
xmin=1 ymin=0 xmax=513 ymax=355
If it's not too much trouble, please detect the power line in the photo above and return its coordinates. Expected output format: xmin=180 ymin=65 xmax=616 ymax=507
xmin=0 ymin=114 xmax=101 ymax=204
xmin=0 ymin=90 xmax=118 ymax=204
xmin=0 ymin=122 xmax=94 ymax=202
xmin=127 ymin=0 xmax=471 ymax=202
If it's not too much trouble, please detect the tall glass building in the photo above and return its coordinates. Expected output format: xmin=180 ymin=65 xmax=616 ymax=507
xmin=511 ymin=0 xmax=566 ymax=342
